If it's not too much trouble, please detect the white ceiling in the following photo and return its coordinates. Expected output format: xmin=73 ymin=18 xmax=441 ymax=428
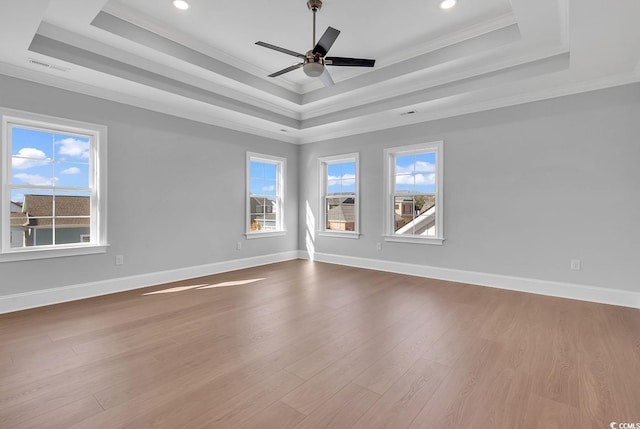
xmin=0 ymin=0 xmax=638 ymax=144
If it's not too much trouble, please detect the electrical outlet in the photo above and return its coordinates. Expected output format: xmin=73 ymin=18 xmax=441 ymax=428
xmin=115 ymin=255 xmax=124 ymax=265
xmin=236 ymin=241 xmax=242 ymax=250
xmin=376 ymin=242 xmax=382 ymax=251
xmin=570 ymin=259 xmax=581 ymax=271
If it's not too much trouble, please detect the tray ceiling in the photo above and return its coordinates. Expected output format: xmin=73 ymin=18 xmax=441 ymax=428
xmin=0 ymin=0 xmax=638 ymax=143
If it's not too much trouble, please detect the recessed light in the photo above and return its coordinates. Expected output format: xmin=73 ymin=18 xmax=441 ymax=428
xmin=173 ymin=0 xmax=189 ymax=10
xmin=440 ymin=0 xmax=457 ymax=9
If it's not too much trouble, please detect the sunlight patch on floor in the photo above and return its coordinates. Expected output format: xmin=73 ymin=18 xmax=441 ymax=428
xmin=197 ymin=278 xmax=265 ymax=289
xmin=142 ymin=279 xmax=265 ymax=295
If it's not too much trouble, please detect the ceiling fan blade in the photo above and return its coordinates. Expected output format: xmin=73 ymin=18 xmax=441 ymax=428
xmin=318 ymin=68 xmax=334 ymax=87
xmin=312 ymin=27 xmax=340 ymax=57
xmin=255 ymin=41 xmax=306 ymax=59
xmin=325 ymin=57 xmax=376 ymax=67
xmin=268 ymin=63 xmax=304 ymax=77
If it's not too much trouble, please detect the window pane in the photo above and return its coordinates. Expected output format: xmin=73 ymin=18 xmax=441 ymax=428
xmin=263 ymin=163 xmax=277 ymax=180
xmin=394 ymin=152 xmax=437 ymax=194
xmin=249 ymin=161 xmax=264 ymax=178
xmin=55 ymin=134 xmax=90 ymax=161
xmin=395 ymin=155 xmax=414 ymax=193
xmin=414 ymin=152 xmax=436 ymax=193
xmin=11 ymin=127 xmax=53 ymax=161
xmin=250 ymin=179 xmax=276 ymax=197
xmin=326 ymin=197 xmax=356 ymax=231
xmin=55 ymin=218 xmax=91 ymax=245
xmin=327 ymin=161 xmax=356 ymax=195
xmin=394 ymin=195 xmax=436 ymax=236
xmin=23 ymin=220 xmax=54 ymax=246
xmin=55 ymin=162 xmax=90 ymax=188
xmin=261 ymin=179 xmax=277 ymax=196
xmin=250 ymin=178 xmax=266 ymax=196
xmin=11 ymin=161 xmax=55 ymax=187
xmin=53 ymin=191 xmax=91 ymax=218
xmin=9 ymin=192 xmax=28 ymax=248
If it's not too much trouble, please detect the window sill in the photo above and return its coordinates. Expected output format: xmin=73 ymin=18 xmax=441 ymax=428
xmin=0 ymin=244 xmax=109 ymax=262
xmin=245 ymin=231 xmax=287 ymax=239
xmin=318 ymin=231 xmax=360 ymax=239
xmin=383 ymin=235 xmax=444 ymax=246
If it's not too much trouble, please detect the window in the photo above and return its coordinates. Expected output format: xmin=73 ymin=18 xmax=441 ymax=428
xmin=319 ymin=153 xmax=359 ymax=237
xmin=1 ymin=108 xmax=107 ymax=261
xmin=246 ymin=152 xmax=285 ymax=237
xmin=384 ymin=141 xmax=443 ymax=245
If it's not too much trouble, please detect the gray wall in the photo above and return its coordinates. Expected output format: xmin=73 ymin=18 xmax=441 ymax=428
xmin=0 ymin=75 xmax=299 ymax=295
xmin=299 ymin=84 xmax=640 ymax=292
xmin=1 ymin=74 xmax=638 ymax=298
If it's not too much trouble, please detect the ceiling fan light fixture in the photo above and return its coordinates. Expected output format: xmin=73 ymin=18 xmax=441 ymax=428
xmin=440 ymin=0 xmax=457 ymax=9
xmin=303 ymin=61 xmax=325 ymax=77
xmin=173 ymin=0 xmax=189 ymax=10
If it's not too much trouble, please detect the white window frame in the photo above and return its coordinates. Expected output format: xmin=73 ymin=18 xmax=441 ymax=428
xmin=383 ymin=141 xmax=444 ymax=245
xmin=245 ymin=152 xmax=286 ymax=239
xmin=1 ymin=107 xmax=108 ymax=262
xmin=318 ymin=153 xmax=360 ymax=239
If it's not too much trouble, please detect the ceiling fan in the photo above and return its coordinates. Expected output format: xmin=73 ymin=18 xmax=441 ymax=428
xmin=255 ymin=0 xmax=376 ymax=87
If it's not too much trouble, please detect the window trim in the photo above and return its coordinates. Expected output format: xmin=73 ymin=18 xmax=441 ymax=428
xmin=383 ymin=141 xmax=444 ymax=245
xmin=245 ymin=152 xmax=286 ymax=238
xmin=318 ymin=152 xmax=360 ymax=238
xmin=0 ymin=108 xmax=108 ymax=262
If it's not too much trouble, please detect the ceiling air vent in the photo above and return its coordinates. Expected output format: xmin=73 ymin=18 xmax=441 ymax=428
xmin=28 ymin=58 xmax=69 ymax=72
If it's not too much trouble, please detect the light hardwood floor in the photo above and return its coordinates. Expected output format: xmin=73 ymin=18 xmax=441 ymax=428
xmin=1 ymin=260 xmax=638 ymax=428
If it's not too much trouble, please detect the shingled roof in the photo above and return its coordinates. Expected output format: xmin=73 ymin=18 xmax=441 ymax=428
xmin=17 ymin=195 xmax=90 ymax=227
xmin=327 ymin=198 xmax=356 ymax=222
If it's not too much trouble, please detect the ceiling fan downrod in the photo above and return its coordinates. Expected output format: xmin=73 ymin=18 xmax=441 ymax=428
xmin=307 ymin=0 xmax=323 ymax=47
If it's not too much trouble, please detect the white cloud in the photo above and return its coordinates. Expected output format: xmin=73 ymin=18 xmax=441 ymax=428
xmin=13 ymin=173 xmax=58 ymax=186
xmin=262 ymin=185 xmax=276 ymax=193
xmin=396 ymin=161 xmax=435 ymax=175
xmin=12 ymin=148 xmax=51 ymax=170
xmin=57 ymin=137 xmax=89 ymax=159
xmin=61 ymin=167 xmax=81 ymax=175
xmin=327 ymin=173 xmax=356 ymax=187
xmin=395 ymin=173 xmax=436 ymax=186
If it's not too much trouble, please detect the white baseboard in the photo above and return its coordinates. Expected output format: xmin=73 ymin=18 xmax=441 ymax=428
xmin=0 ymin=251 xmax=299 ymax=314
xmin=4 ymin=250 xmax=637 ymax=314
xmin=298 ymin=251 xmax=640 ymax=309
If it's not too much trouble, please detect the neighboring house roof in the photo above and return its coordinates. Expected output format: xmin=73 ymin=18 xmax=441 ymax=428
xmin=19 ymin=195 xmax=90 ymax=227
xmin=327 ymin=203 xmax=355 ymax=223
xmin=396 ymin=203 xmax=436 ymax=235
xmin=10 ymin=212 xmax=28 ymax=227
xmin=250 ymin=196 xmax=276 ymax=220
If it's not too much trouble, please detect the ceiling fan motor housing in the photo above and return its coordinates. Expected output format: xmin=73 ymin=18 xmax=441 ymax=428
xmin=307 ymin=0 xmax=322 ymax=11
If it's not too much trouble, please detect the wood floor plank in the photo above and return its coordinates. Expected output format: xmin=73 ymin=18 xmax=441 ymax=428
xmin=351 ymin=357 xmax=449 ymax=429
xmin=0 ymin=260 xmax=637 ymax=428
xmin=352 ymin=302 xmax=456 ymax=395
xmin=120 ymin=369 xmax=304 ymax=429
xmin=10 ymin=396 xmax=104 ymax=429
xmin=293 ymin=383 xmax=380 ymax=429
xmin=280 ymin=299 xmax=436 ymax=415
xmin=407 ymin=338 xmax=504 ymax=429
xmin=236 ymin=400 xmax=306 ymax=429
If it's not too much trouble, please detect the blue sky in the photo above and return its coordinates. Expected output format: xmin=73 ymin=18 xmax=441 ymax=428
xmin=249 ymin=160 xmax=277 ymax=196
xmin=395 ymin=152 xmax=436 ymax=193
xmin=10 ymin=127 xmax=90 ymax=203
xmin=327 ymin=161 xmax=356 ymax=195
